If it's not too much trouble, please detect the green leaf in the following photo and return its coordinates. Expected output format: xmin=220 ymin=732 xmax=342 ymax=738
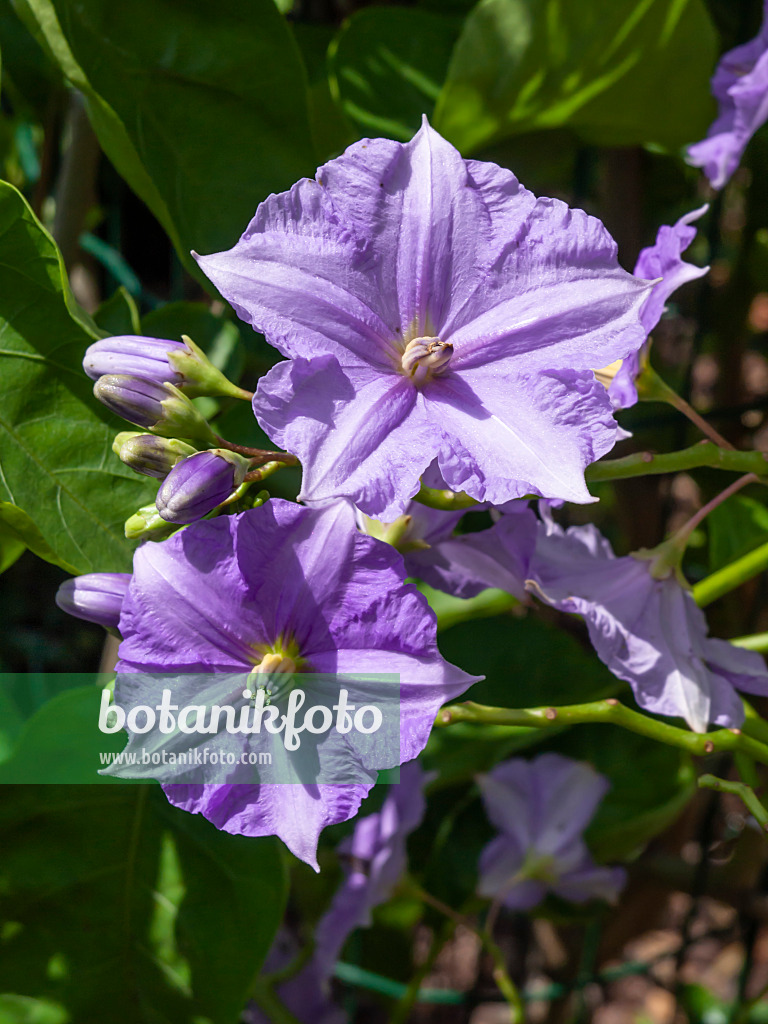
xmin=0 ymin=784 xmax=287 ymax=1023
xmin=0 ymin=687 xmax=126 ymax=783
xmin=708 ymin=494 xmax=768 ymax=572
xmin=329 ymin=6 xmax=461 ymax=140
xmin=292 ymin=22 xmax=355 ymax=161
xmin=434 ymin=0 xmax=717 ymax=153
xmin=0 ymin=520 xmax=25 ymax=574
xmin=0 ymin=503 xmax=77 ymax=573
xmin=13 ymin=0 xmax=316 ymax=266
xmin=0 ymin=181 xmax=155 ymax=573
xmin=92 ymin=285 xmax=140 ymax=337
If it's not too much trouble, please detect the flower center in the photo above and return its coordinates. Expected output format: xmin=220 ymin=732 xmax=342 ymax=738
xmin=246 ymin=640 xmax=302 ymax=704
xmin=400 ymin=336 xmax=453 ymax=385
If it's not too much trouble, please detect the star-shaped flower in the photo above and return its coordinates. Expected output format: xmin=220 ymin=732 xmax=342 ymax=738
xmin=197 ymin=119 xmax=651 ymax=520
xmin=109 ymin=499 xmax=475 ymax=868
xmin=477 ymin=753 xmax=625 ymax=910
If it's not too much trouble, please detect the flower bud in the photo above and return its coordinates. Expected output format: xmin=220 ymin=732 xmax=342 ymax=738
xmin=55 ymin=573 xmax=131 ymax=629
xmin=124 ymin=503 xmax=178 ymax=541
xmin=155 ymin=449 xmax=251 ymax=524
xmin=93 ymin=375 xmax=217 ymax=443
xmin=116 ymin=434 xmax=197 ymax=479
xmin=84 ymin=334 xmax=251 ymax=399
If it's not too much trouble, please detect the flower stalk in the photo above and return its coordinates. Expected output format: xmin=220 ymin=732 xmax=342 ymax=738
xmin=697 ymin=773 xmax=768 ymax=830
xmin=435 ymin=699 xmax=768 ymax=766
xmin=586 ymin=442 xmax=768 ymax=484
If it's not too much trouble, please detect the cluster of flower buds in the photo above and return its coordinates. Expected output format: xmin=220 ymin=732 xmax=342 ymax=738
xmin=89 ymin=334 xmax=261 ymax=535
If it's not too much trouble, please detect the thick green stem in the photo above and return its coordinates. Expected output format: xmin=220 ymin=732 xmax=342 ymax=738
xmin=732 ymin=631 xmax=768 ymax=652
xmin=435 ymin=699 xmax=768 ymax=766
xmin=585 ymin=442 xmax=768 ymax=484
xmin=693 ymin=540 xmax=768 ymax=606
xmin=697 ymin=774 xmax=768 ymax=830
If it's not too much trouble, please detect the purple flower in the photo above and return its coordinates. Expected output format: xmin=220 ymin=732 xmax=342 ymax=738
xmin=358 ymin=501 xmax=537 ymax=600
xmin=196 ymin=119 xmax=651 ymax=520
xmin=155 ymin=449 xmax=250 ymax=523
xmin=477 ymin=753 xmax=625 ymax=910
xmin=687 ymin=6 xmax=768 ymax=189
xmin=55 ymin=573 xmax=131 ymax=630
xmin=114 ymin=499 xmax=475 ymax=868
xmin=249 ymin=761 xmax=428 ymax=1024
xmin=528 ymin=519 xmax=768 ymax=733
xmin=601 ymin=207 xmax=708 ymax=411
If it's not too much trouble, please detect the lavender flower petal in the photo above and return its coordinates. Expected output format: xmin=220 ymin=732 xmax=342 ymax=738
xmin=687 ymin=10 xmax=768 ymax=189
xmin=529 ymin=520 xmax=768 ymax=732
xmin=608 ymin=207 xmax=709 ymax=410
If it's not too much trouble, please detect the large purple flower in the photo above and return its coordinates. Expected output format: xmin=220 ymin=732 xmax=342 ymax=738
xmin=477 ymin=753 xmax=625 ymax=911
xmin=114 ymin=499 xmax=475 ymax=868
xmin=249 ymin=761 xmax=428 ymax=1024
xmin=197 ymin=120 xmax=651 ymax=520
xmin=687 ymin=5 xmax=768 ymax=189
xmin=357 ymin=500 xmax=537 ymax=600
xmin=528 ymin=518 xmax=768 ymax=733
xmin=604 ymin=207 xmax=709 ymax=411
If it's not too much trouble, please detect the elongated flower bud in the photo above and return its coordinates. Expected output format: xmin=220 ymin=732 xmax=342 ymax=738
xmin=155 ymin=449 xmax=251 ymax=524
xmin=55 ymin=573 xmax=131 ymax=629
xmin=84 ymin=334 xmax=251 ymax=399
xmin=116 ymin=433 xmax=197 ymax=479
xmin=93 ymin=375 xmax=217 ymax=443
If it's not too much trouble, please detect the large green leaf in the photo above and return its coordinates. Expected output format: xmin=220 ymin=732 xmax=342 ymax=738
xmin=329 ymin=6 xmax=461 ymax=140
xmin=0 ymin=783 xmax=287 ymax=1023
xmin=434 ymin=0 xmax=717 ymax=153
xmin=12 ymin=0 xmax=316 ymax=265
xmin=0 ymin=181 xmax=155 ymax=573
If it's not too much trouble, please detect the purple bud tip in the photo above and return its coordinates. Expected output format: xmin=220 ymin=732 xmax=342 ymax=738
xmin=83 ymin=336 xmax=187 ymax=384
xmin=156 ymin=451 xmax=237 ymax=524
xmin=93 ymin=374 xmax=169 ymax=428
xmin=55 ymin=573 xmax=132 ymax=629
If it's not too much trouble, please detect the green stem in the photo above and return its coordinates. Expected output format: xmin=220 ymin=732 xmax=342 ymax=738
xmin=730 ymin=631 xmax=768 ymax=653
xmin=243 ymin=460 xmax=283 ymax=485
xmin=697 ymin=774 xmax=768 ymax=830
xmin=585 ymin=442 xmax=768 ymax=484
xmin=435 ymin=699 xmax=768 ymax=766
xmin=693 ymin=540 xmax=768 ymax=606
